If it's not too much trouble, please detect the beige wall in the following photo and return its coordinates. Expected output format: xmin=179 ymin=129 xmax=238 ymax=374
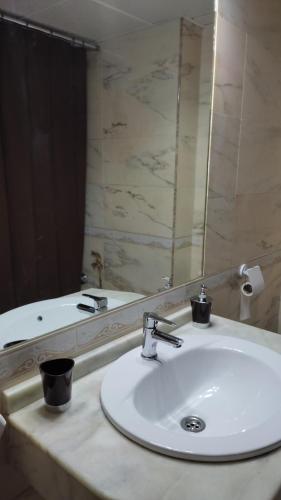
xmin=204 ymin=0 xmax=281 ymax=332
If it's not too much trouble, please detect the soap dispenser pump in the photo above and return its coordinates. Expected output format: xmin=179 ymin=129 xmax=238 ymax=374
xmin=190 ymin=284 xmax=212 ymax=328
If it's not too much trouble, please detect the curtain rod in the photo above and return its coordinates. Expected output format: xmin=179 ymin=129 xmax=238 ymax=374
xmin=0 ymin=10 xmax=100 ymax=51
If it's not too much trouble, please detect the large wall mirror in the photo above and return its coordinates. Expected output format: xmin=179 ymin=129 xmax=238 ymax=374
xmin=0 ymin=0 xmax=215 ymax=350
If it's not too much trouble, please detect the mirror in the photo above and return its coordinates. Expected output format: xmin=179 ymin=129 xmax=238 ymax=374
xmin=0 ymin=0 xmax=214 ymax=349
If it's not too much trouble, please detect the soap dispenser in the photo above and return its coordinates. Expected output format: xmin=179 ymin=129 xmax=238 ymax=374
xmin=190 ymin=284 xmax=212 ymax=328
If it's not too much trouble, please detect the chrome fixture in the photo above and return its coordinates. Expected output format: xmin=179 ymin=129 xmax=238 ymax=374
xmin=142 ymin=312 xmax=183 ymax=360
xmin=162 ymin=276 xmax=172 ymax=290
xmin=82 ymin=293 xmax=108 ymax=310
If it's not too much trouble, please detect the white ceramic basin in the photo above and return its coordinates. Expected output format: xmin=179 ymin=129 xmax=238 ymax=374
xmin=101 ymin=332 xmax=281 ymax=462
xmin=0 ymin=294 xmax=124 ymax=348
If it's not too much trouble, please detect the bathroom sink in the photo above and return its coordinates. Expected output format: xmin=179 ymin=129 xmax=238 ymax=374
xmin=0 ymin=295 xmax=124 ymax=348
xmin=101 ymin=332 xmax=281 ymax=462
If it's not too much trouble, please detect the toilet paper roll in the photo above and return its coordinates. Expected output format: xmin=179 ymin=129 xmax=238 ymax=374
xmin=240 ymin=266 xmax=265 ymax=321
xmin=0 ymin=414 xmax=6 ymax=440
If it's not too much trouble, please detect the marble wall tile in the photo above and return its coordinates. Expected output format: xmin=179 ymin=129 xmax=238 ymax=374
xmin=100 ymin=21 xmax=180 ymax=140
xmin=173 ymin=245 xmax=193 ymax=286
xmin=213 ymin=14 xmax=246 ymax=118
xmin=101 ymin=84 xmax=178 ymax=140
xmin=103 ymin=239 xmax=172 ymax=295
xmin=174 ymin=17 xmax=206 ymax=273
xmin=246 ymin=0 xmax=281 ymax=38
xmin=205 ymin=113 xmax=240 ymax=274
xmin=236 ymin=121 xmax=281 ymax=195
xmin=84 ymin=16 xmax=213 ymax=292
xmin=207 ymin=0 xmax=281 ymax=292
xmin=242 ymin=34 xmax=281 ymax=126
xmin=233 ymin=193 xmax=281 ymax=265
xmin=102 ymin=135 xmax=176 ymax=188
xmin=103 ymin=185 xmax=174 ymax=238
xmin=174 ymin=188 xmax=195 ymax=239
xmin=101 ymin=20 xmax=180 ymax=81
xmin=205 ymin=193 xmax=235 ymax=273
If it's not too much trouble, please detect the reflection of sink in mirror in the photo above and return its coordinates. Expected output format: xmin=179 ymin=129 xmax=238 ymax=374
xmin=0 ymin=288 xmax=144 ymax=350
xmin=101 ymin=330 xmax=281 ymax=462
xmin=0 ymin=0 xmax=214 ymax=318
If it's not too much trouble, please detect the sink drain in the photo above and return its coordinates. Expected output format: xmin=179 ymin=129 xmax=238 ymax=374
xmin=180 ymin=416 xmax=206 ymax=433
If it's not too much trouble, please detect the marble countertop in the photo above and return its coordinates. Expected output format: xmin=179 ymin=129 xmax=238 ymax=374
xmin=7 ymin=315 xmax=281 ymax=500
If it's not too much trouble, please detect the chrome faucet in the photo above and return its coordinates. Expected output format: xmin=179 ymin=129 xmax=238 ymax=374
xmin=82 ymin=293 xmax=108 ymax=311
xmin=142 ymin=312 xmax=184 ymax=360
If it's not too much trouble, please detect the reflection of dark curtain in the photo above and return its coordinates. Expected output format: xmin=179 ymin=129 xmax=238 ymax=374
xmin=0 ymin=21 xmax=86 ymax=313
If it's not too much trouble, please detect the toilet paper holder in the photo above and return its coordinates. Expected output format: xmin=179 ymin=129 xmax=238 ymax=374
xmin=238 ymin=264 xmax=265 ymax=321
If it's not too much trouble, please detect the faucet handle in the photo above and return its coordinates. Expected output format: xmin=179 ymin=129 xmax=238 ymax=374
xmin=143 ymin=312 xmax=176 ymax=329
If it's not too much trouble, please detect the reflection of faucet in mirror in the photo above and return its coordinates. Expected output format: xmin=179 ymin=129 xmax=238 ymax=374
xmin=158 ymin=276 xmax=173 ymax=292
xmin=91 ymin=251 xmax=104 ymax=289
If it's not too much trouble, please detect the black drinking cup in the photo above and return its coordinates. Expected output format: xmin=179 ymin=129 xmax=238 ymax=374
xmin=39 ymin=358 xmax=75 ymax=412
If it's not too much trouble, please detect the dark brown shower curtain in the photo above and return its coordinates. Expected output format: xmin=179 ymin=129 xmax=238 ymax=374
xmin=0 ymin=21 xmax=87 ymax=313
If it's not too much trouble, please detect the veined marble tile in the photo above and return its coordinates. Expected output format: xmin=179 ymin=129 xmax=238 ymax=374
xmin=233 ymin=193 xmax=281 ymax=265
xmin=237 ymin=121 xmax=281 ymax=195
xmin=176 ymin=133 xmax=197 ymax=189
xmin=103 ymin=185 xmax=174 ymax=238
xmin=174 ymin=188 xmax=195 ymax=239
xmin=173 ymin=245 xmax=193 ymax=286
xmin=101 ymin=20 xmax=180 ymax=83
xmin=102 ymin=135 xmax=176 ymax=188
xmin=103 ymin=240 xmax=172 ymax=295
xmin=181 ymin=19 xmax=202 ymax=63
xmin=204 ymin=113 xmax=240 ymax=275
xmin=99 ymin=21 xmax=180 ymax=140
xmin=205 ymin=190 xmax=235 ymax=274
xmin=85 ymin=227 xmax=174 ymax=250
xmin=173 ymin=241 xmax=203 ymax=287
xmin=101 ymin=79 xmax=178 ymax=140
xmin=209 ymin=113 xmax=240 ymax=198
xmin=213 ymin=14 xmax=246 ymax=118
xmin=242 ymin=34 xmax=281 ymax=126
xmin=246 ymin=0 xmax=281 ymax=37
xmin=192 ymin=187 xmax=207 ymax=229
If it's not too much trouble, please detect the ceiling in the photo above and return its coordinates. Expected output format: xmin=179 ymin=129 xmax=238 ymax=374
xmin=0 ymin=0 xmax=214 ymax=42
